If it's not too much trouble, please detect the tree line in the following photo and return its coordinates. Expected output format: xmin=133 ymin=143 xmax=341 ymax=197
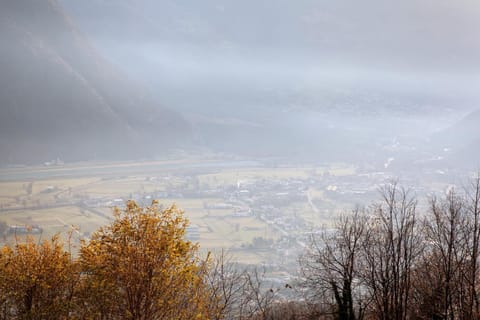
xmin=0 ymin=201 xmax=214 ymax=319
xmin=300 ymin=179 xmax=480 ymax=320
xmin=0 ymin=200 xmax=300 ymax=320
xmin=2 ymin=179 xmax=480 ymax=319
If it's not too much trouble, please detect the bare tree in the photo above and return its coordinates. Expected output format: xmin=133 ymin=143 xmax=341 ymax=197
xmin=424 ymin=190 xmax=468 ymax=320
xmin=240 ymin=267 xmax=278 ymax=320
xmin=206 ymin=250 xmax=250 ymax=320
xmin=360 ymin=183 xmax=422 ymax=320
xmin=207 ymin=252 xmax=289 ymax=320
xmin=300 ymin=208 xmax=368 ymax=320
xmin=464 ymin=176 xmax=480 ymax=318
xmin=415 ymin=177 xmax=480 ymax=320
xmin=300 ymin=180 xmax=480 ymax=320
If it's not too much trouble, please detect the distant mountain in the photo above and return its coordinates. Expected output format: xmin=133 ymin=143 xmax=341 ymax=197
xmin=0 ymin=0 xmax=190 ymax=164
xmin=52 ymin=0 xmax=479 ymax=163
xmin=433 ymin=109 xmax=480 ymax=167
xmin=60 ymin=0 xmax=478 ymax=119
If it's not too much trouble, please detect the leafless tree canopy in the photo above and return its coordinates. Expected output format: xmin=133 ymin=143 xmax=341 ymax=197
xmin=300 ymin=179 xmax=480 ymax=320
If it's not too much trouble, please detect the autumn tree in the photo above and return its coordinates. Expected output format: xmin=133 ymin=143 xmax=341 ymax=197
xmin=78 ymin=200 xmax=212 ymax=320
xmin=0 ymin=235 xmax=78 ymax=320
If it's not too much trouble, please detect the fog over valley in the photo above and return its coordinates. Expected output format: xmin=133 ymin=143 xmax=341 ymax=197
xmin=1 ymin=0 xmax=479 ymax=166
xmin=2 ymin=3 xmax=480 ymax=316
xmin=60 ymin=0 xmax=480 ymax=166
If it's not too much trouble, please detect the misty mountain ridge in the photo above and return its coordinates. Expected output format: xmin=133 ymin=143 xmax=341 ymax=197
xmin=1 ymin=0 xmax=478 ymax=166
xmin=57 ymin=0 xmax=479 ymax=163
xmin=0 ymin=0 xmax=190 ymax=164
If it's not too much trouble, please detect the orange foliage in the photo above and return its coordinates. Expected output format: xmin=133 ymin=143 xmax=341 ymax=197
xmin=0 ymin=235 xmax=78 ymax=319
xmin=0 ymin=201 xmax=215 ymax=320
xmin=78 ymin=201 xmax=212 ymax=320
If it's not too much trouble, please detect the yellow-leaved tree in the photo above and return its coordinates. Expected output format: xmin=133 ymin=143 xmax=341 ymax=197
xmin=78 ymin=200 xmax=212 ymax=320
xmin=0 ymin=235 xmax=78 ymax=320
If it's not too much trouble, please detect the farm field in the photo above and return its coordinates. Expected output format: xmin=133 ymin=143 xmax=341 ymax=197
xmin=0 ymin=158 xmax=361 ymax=264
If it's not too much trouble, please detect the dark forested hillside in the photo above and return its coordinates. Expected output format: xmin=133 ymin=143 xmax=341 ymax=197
xmin=0 ymin=0 xmax=190 ymax=164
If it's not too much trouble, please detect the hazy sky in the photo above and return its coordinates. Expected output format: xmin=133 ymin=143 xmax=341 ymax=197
xmin=2 ymin=0 xmax=479 ymax=163
xmin=61 ymin=0 xmax=480 ymax=111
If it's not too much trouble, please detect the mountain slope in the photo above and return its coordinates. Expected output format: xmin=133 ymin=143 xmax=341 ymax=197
xmin=432 ymin=109 xmax=480 ymax=167
xmin=0 ymin=0 xmax=190 ymax=164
